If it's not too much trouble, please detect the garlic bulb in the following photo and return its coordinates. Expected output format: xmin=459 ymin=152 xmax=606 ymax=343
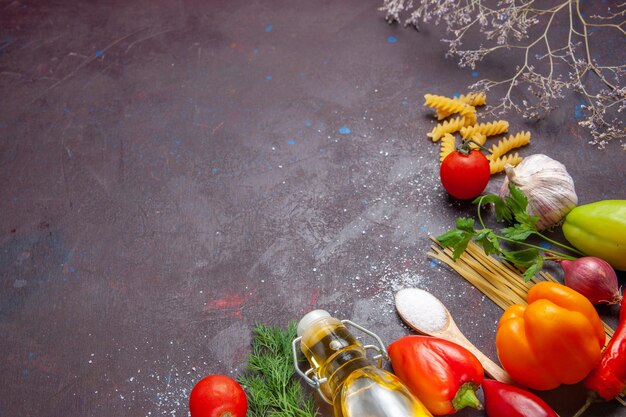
xmin=499 ymin=154 xmax=578 ymax=231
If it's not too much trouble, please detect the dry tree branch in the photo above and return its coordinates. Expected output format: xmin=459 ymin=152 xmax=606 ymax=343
xmin=381 ymin=0 xmax=626 ymax=148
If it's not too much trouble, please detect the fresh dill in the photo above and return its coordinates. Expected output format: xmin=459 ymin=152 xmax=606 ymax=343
xmin=238 ymin=322 xmax=319 ymax=417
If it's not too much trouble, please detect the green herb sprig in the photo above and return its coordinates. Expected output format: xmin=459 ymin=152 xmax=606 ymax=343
xmin=238 ymin=322 xmax=319 ymax=417
xmin=436 ymin=183 xmax=584 ymax=281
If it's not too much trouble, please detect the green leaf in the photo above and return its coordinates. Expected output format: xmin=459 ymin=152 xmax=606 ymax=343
xmin=436 ymin=184 xmax=555 ymax=284
xmin=437 ymin=227 xmax=475 ymax=260
xmin=501 ymin=223 xmax=536 ymax=241
xmin=474 ymin=194 xmax=512 ymax=222
xmin=452 ymin=234 xmax=474 ymax=260
xmin=474 ymin=229 xmax=500 ymax=256
xmin=456 ymin=217 xmax=475 ymax=233
xmin=522 ymin=260 xmax=542 ymax=282
xmin=512 ymin=209 xmax=539 ymax=230
xmin=521 ymin=256 xmax=543 ymax=282
xmin=501 ymin=248 xmax=540 ymax=268
xmin=505 ymin=183 xmax=528 ymax=214
xmin=503 ymin=184 xmax=541 ymax=230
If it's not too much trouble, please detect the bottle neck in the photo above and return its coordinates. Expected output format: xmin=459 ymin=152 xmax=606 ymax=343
xmin=300 ymin=318 xmax=372 ymax=398
xmin=326 ymin=354 xmax=372 ymax=398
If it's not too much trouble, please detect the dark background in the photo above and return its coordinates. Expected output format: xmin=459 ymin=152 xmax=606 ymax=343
xmin=1 ymin=0 xmax=624 ymax=416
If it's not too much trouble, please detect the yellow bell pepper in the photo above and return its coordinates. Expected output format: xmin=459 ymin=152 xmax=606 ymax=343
xmin=496 ymin=282 xmax=605 ymax=390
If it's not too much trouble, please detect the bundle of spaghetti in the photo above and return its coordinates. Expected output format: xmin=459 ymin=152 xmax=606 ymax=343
xmin=439 ymin=133 xmax=456 ymax=162
xmin=437 ymin=92 xmax=486 ymax=120
xmin=489 ymin=152 xmax=523 ymax=174
xmin=488 ymin=131 xmax=531 ymax=161
xmin=427 ymin=116 xmax=470 ymax=142
xmin=428 ymin=236 xmax=617 ymax=342
xmin=460 ymin=120 xmax=509 ymax=139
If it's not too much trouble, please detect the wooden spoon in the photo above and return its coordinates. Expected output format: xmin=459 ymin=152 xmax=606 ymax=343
xmin=395 ymin=287 xmax=513 ymax=384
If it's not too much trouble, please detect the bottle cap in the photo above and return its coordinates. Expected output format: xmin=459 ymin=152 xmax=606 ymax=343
xmin=297 ymin=309 xmax=331 ymax=337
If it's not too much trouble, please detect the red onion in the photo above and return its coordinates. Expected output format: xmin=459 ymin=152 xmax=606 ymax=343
xmin=558 ymin=257 xmax=622 ymax=305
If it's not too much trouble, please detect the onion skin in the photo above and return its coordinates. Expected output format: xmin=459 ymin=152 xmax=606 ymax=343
xmin=558 ymin=257 xmax=622 ymax=305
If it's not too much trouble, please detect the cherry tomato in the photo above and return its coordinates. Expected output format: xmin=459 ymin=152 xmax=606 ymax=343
xmin=440 ymin=148 xmax=490 ymax=200
xmin=189 ymin=374 xmax=248 ymax=417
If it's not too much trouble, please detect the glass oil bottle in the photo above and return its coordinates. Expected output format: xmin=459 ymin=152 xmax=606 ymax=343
xmin=292 ymin=310 xmax=432 ymax=417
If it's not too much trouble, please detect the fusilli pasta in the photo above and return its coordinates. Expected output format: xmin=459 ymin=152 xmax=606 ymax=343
xmin=460 ymin=120 xmax=509 ymax=139
xmin=437 ymin=92 xmax=487 ymax=120
xmin=440 ymin=133 xmax=456 ymax=162
xmin=424 ymin=94 xmax=475 ymax=119
xmin=466 ymin=133 xmax=487 ymax=149
xmin=427 ymin=116 xmax=470 ymax=142
xmin=489 ymin=153 xmax=523 ymax=174
xmin=488 ymin=132 xmax=531 ymax=161
xmin=459 ymin=105 xmax=477 ymax=126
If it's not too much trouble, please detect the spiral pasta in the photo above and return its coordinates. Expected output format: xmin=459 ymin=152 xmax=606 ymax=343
xmin=489 ymin=153 xmax=523 ymax=174
xmin=424 ymin=94 xmax=475 ymax=118
xmin=427 ymin=116 xmax=471 ymax=142
xmin=459 ymin=105 xmax=477 ymax=126
xmin=466 ymin=133 xmax=487 ymax=149
xmin=460 ymin=120 xmax=509 ymax=139
xmin=488 ymin=131 xmax=531 ymax=161
xmin=440 ymin=133 xmax=456 ymax=162
xmin=437 ymin=92 xmax=487 ymax=120
xmin=423 ymin=91 xmax=531 ymax=177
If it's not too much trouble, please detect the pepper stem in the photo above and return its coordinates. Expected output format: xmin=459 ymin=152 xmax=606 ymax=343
xmin=452 ymin=382 xmax=483 ymax=411
xmin=572 ymin=393 xmax=596 ymax=417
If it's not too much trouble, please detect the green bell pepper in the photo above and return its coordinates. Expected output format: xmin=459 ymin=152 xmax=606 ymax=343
xmin=562 ymin=200 xmax=626 ymax=271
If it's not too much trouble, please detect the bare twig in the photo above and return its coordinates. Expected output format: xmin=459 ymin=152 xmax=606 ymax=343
xmin=381 ymin=0 xmax=626 ymax=148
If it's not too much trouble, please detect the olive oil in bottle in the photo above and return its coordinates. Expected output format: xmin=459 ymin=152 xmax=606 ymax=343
xmin=295 ymin=310 xmax=432 ymax=417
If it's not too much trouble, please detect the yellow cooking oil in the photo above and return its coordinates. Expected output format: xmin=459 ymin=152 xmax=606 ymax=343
xmin=297 ymin=310 xmax=432 ymax=417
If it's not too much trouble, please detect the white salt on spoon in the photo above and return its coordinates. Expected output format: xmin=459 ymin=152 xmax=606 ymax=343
xmin=395 ymin=288 xmax=512 ymax=384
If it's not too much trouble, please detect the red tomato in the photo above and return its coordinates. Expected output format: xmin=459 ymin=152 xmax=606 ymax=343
xmin=189 ymin=374 xmax=248 ymax=417
xmin=440 ymin=149 xmax=490 ymax=200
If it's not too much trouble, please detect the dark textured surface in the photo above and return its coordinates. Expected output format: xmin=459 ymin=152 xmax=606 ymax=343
xmin=1 ymin=0 xmax=624 ymax=416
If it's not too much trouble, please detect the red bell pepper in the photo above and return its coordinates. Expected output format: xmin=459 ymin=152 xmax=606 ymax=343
xmin=573 ymin=295 xmax=626 ymax=417
xmin=482 ymin=379 xmax=558 ymax=417
xmin=388 ymin=335 xmax=483 ymax=415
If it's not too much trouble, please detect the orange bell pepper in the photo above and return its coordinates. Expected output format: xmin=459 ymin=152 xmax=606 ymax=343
xmin=495 ymin=281 xmax=605 ymax=391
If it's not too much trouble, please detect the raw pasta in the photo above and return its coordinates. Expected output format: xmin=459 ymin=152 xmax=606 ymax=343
xmin=424 ymin=92 xmax=531 ymax=177
xmin=427 ymin=116 xmax=470 ymax=142
xmin=440 ymin=133 xmax=456 ymax=162
xmin=488 ymin=131 xmax=531 ymax=161
xmin=489 ymin=153 xmax=523 ymax=174
xmin=466 ymin=133 xmax=487 ymax=149
xmin=437 ymin=92 xmax=486 ymax=120
xmin=459 ymin=105 xmax=477 ymax=126
xmin=424 ymin=94 xmax=475 ymax=119
xmin=461 ymin=120 xmax=509 ymax=139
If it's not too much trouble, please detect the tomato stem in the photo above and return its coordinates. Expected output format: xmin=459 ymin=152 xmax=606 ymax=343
xmin=469 ymin=139 xmax=492 ymax=154
xmin=455 ymin=138 xmax=492 ymax=156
